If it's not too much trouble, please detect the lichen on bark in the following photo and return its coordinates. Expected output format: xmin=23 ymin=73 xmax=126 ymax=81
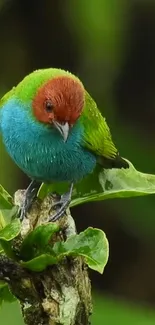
xmin=0 ymin=190 xmax=92 ymax=325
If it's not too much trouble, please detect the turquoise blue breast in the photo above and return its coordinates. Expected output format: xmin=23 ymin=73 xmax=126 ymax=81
xmin=0 ymin=99 xmax=96 ymax=182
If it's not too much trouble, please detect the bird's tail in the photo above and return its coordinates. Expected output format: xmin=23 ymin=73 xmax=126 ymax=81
xmin=98 ymin=154 xmax=129 ymax=169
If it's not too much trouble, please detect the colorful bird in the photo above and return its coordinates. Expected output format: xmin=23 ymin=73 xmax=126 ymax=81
xmin=0 ymin=68 xmax=129 ymax=221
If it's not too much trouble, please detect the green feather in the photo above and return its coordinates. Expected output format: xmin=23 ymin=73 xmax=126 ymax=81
xmin=0 ymin=86 xmax=15 ymax=108
xmin=80 ymin=91 xmax=117 ymax=160
xmin=15 ymin=68 xmax=80 ymax=103
xmin=0 ymin=68 xmax=80 ymax=107
xmin=0 ymin=68 xmax=128 ymax=168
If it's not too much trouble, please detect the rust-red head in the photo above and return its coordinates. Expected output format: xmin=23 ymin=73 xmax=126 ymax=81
xmin=32 ymin=76 xmax=85 ymax=141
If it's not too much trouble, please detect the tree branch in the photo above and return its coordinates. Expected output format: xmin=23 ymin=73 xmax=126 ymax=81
xmin=1 ymin=190 xmax=92 ymax=325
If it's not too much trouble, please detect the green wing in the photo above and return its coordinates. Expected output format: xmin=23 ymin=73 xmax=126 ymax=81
xmin=80 ymin=92 xmax=128 ymax=169
xmin=80 ymin=91 xmax=117 ymax=159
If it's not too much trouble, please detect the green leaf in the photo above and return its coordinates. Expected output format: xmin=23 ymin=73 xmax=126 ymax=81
xmin=0 ymin=212 xmax=4 ymax=253
xmin=0 ymin=283 xmax=16 ymax=305
xmin=0 ymin=185 xmax=13 ymax=210
xmin=0 ymin=211 xmax=6 ymax=230
xmin=0 ymin=219 xmax=21 ymax=242
xmin=0 ymin=212 xmax=6 ymax=253
xmin=39 ymin=160 xmax=155 ymax=207
xmin=21 ymin=254 xmax=58 ymax=272
xmin=0 ymin=240 xmax=17 ymax=259
xmin=22 ymin=227 xmax=108 ymax=274
xmin=0 ymin=219 xmax=21 ymax=257
xmin=53 ymin=227 xmax=109 ymax=274
xmin=0 ymin=184 xmax=17 ymax=224
xmin=20 ymin=223 xmax=59 ymax=260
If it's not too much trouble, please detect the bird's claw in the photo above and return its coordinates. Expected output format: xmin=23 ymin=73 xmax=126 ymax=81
xmin=18 ymin=196 xmax=33 ymax=221
xmin=49 ymin=194 xmax=71 ymax=222
xmin=49 ymin=183 xmax=73 ymax=222
xmin=18 ymin=180 xmax=41 ymax=222
xmin=19 ymin=206 xmax=27 ymax=221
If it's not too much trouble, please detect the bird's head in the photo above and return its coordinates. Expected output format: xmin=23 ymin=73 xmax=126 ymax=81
xmin=32 ymin=76 xmax=85 ymax=141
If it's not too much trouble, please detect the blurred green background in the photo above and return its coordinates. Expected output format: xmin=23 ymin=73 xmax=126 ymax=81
xmin=1 ymin=0 xmax=155 ymax=323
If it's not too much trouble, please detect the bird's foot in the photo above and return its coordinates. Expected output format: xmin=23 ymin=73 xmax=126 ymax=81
xmin=19 ymin=180 xmax=41 ymax=221
xmin=49 ymin=183 xmax=74 ymax=222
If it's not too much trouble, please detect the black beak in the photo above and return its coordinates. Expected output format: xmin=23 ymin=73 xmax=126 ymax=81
xmin=53 ymin=121 xmax=69 ymax=142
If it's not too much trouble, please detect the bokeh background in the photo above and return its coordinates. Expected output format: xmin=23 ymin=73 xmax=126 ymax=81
xmin=1 ymin=0 xmax=155 ymax=324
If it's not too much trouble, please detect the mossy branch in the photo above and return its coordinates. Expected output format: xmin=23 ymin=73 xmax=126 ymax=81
xmin=0 ymin=191 xmax=92 ymax=325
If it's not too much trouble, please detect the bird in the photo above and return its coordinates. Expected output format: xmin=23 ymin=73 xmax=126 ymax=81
xmin=0 ymin=68 xmax=129 ymax=221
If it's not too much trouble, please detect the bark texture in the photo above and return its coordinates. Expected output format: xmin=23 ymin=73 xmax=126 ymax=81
xmin=0 ymin=190 xmax=92 ymax=325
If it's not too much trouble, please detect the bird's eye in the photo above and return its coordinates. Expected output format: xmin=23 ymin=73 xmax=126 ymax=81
xmin=44 ymin=100 xmax=53 ymax=112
